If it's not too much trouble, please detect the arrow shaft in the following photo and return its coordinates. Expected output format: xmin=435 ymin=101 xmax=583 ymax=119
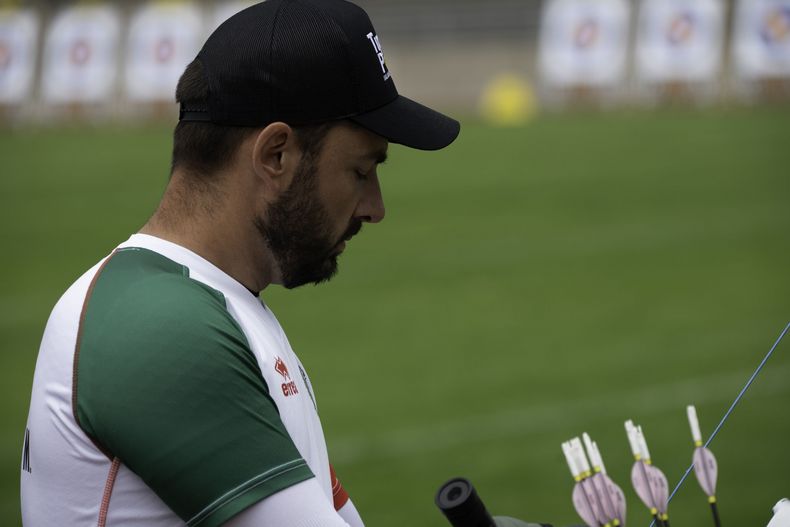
xmin=710 ymin=501 xmax=721 ymax=527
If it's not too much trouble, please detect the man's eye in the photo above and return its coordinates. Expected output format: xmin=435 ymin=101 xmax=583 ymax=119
xmin=355 ymin=170 xmax=369 ymax=181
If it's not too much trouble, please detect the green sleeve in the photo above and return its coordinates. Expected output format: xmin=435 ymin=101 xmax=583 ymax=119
xmin=74 ymin=248 xmax=314 ymax=526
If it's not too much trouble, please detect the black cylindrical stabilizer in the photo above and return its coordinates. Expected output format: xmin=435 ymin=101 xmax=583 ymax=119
xmin=435 ymin=477 xmax=496 ymax=527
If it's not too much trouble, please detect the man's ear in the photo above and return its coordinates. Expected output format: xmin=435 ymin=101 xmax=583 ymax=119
xmin=251 ymin=122 xmax=301 ymax=197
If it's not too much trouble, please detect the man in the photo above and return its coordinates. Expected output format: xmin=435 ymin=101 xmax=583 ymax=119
xmin=20 ymin=1 xmax=459 ymax=526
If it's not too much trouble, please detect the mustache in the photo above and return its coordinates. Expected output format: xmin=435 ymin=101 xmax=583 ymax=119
xmin=343 ymin=219 xmax=363 ymax=241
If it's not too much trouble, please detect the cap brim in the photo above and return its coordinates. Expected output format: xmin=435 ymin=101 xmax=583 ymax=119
xmin=349 ymin=95 xmax=460 ymax=151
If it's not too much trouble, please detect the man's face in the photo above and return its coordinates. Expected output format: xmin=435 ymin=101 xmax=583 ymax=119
xmin=257 ymin=123 xmax=388 ymax=289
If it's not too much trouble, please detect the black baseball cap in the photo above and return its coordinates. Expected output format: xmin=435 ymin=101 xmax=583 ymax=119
xmin=179 ymin=0 xmax=460 ymax=151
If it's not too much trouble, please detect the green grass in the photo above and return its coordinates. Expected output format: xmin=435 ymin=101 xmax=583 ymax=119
xmin=1 ymin=107 xmax=789 ymax=526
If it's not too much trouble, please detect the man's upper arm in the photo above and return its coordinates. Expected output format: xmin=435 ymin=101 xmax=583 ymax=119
xmin=73 ymin=248 xmax=314 ymax=526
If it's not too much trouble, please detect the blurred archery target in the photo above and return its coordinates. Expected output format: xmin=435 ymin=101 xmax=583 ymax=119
xmin=734 ymin=0 xmax=790 ymax=79
xmin=41 ymin=5 xmax=120 ymax=103
xmin=636 ymin=0 xmax=725 ymax=83
xmin=539 ymin=0 xmax=630 ymax=88
xmin=0 ymin=8 xmax=38 ymax=104
xmin=124 ymin=2 xmax=203 ymax=102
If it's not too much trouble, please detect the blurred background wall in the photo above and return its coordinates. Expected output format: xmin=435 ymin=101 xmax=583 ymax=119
xmin=2 ymin=0 xmax=790 ymax=125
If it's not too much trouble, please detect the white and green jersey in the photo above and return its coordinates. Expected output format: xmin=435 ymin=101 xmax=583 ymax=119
xmin=22 ymin=234 xmax=336 ymax=526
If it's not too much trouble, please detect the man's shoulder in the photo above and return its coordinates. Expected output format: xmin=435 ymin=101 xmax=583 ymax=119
xmin=70 ymin=245 xmax=253 ymax=373
xmin=87 ymin=246 xmax=235 ymax=331
xmin=103 ymin=245 xmax=225 ymax=301
xmin=51 ymin=246 xmax=227 ymax=318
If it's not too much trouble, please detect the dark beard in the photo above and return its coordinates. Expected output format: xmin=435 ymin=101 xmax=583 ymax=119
xmin=255 ymin=155 xmax=362 ymax=289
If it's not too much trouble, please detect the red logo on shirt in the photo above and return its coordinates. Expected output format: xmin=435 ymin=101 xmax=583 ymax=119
xmin=274 ymin=357 xmax=290 ymax=380
xmin=275 ymin=357 xmax=299 ymax=397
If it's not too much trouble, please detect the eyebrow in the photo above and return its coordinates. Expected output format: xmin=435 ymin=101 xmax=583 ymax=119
xmin=371 ymin=149 xmax=388 ymax=165
xmin=358 ymin=147 xmax=388 ymax=166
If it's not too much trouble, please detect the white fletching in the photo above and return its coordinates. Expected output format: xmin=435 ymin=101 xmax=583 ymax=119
xmin=562 ymin=441 xmax=578 ymax=477
xmin=687 ymin=405 xmax=703 ymax=444
xmin=593 ymin=441 xmax=607 ymax=474
xmin=572 ymin=437 xmax=592 ymax=474
xmin=582 ymin=433 xmax=597 ymax=467
xmin=625 ymin=420 xmax=640 ymax=457
xmin=637 ymin=425 xmax=652 ymax=461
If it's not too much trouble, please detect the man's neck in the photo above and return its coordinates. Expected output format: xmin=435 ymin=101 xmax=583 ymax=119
xmin=139 ymin=197 xmax=278 ymax=293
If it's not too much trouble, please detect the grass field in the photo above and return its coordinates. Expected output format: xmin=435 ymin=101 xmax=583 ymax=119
xmin=1 ymin=107 xmax=788 ymax=526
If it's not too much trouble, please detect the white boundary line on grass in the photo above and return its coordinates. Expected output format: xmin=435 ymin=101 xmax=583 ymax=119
xmin=330 ymin=362 xmax=790 ymax=465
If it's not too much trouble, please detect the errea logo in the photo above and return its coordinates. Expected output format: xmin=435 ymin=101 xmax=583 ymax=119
xmin=274 ymin=357 xmax=290 ymax=379
xmin=366 ymin=32 xmax=391 ymax=81
xmin=275 ymin=356 xmax=299 ymax=397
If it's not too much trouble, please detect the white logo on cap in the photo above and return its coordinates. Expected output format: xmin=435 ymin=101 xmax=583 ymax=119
xmin=366 ymin=32 xmax=391 ymax=81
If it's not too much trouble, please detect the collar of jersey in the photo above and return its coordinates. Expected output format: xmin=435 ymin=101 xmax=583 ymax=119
xmin=119 ymin=234 xmax=260 ymax=301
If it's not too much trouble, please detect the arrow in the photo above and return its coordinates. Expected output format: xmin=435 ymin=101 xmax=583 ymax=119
xmin=646 ymin=465 xmax=669 ymax=526
xmin=650 ymin=322 xmax=789 ymax=527
xmin=625 ymin=420 xmax=665 ymax=527
xmin=572 ymin=437 xmax=615 ymax=527
xmin=564 ymin=436 xmax=627 ymax=527
xmin=635 ymin=425 xmax=671 ymax=527
xmin=595 ymin=440 xmax=628 ymax=527
xmin=687 ymin=405 xmax=721 ymax=527
xmin=563 ymin=440 xmax=603 ymax=527
xmin=583 ymin=432 xmax=627 ymax=526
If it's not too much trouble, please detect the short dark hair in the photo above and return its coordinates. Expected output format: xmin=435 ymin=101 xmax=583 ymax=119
xmin=172 ymin=60 xmax=335 ymax=177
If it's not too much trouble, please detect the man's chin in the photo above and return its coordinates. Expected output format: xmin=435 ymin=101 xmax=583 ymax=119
xmin=282 ymin=257 xmax=339 ymax=289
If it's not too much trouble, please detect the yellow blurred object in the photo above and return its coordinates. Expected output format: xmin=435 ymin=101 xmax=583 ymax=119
xmin=479 ymin=73 xmax=537 ymax=126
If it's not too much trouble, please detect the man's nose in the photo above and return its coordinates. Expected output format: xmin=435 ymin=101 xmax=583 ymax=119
xmin=358 ymin=174 xmax=385 ymax=224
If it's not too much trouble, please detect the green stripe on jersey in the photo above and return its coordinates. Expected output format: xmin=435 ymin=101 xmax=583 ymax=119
xmin=74 ymin=247 xmax=313 ymax=526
